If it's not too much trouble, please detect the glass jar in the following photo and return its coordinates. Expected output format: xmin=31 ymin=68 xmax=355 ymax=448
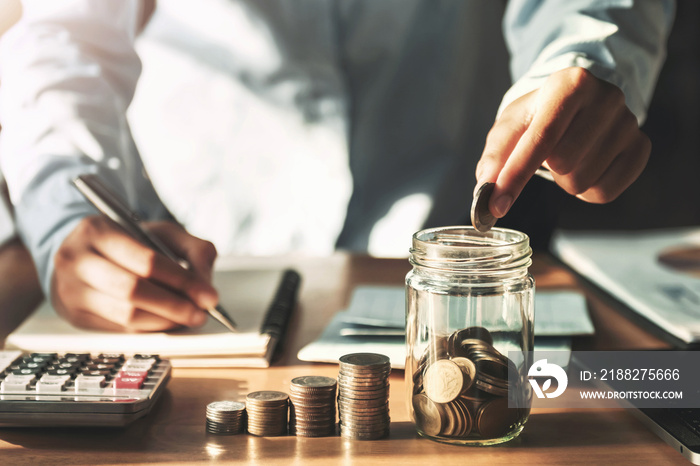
xmin=406 ymin=226 xmax=534 ymax=446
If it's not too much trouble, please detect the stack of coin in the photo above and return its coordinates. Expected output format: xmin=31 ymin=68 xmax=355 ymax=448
xmin=337 ymin=353 xmax=391 ymax=440
xmin=205 ymin=401 xmax=246 ymax=435
xmin=412 ymin=327 xmax=523 ymax=440
xmin=289 ymin=375 xmax=337 ymax=437
xmin=245 ymin=391 xmax=289 ymax=436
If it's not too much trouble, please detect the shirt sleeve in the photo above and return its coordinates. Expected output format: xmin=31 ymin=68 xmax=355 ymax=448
xmin=0 ymin=0 xmax=168 ymax=297
xmin=499 ymin=0 xmax=675 ymax=124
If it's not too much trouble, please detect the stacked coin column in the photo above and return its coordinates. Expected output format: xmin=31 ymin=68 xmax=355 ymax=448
xmin=289 ymin=376 xmax=337 ymax=437
xmin=205 ymin=401 xmax=246 ymax=435
xmin=337 ymin=353 xmax=391 ymax=440
xmin=245 ymin=391 xmax=289 ymax=436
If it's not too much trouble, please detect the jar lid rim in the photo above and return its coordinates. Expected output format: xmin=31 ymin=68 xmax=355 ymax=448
xmin=412 ymin=226 xmax=529 ymax=248
xmin=410 ymin=226 xmax=531 ymax=269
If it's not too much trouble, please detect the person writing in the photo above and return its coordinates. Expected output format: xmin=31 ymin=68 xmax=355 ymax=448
xmin=0 ymin=0 xmax=673 ymax=332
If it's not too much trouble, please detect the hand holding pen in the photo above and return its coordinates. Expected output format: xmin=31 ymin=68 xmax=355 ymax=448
xmin=49 ymin=175 xmax=236 ymax=333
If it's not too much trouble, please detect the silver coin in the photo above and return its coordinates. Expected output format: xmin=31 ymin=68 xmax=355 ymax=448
xmin=207 ymin=401 xmax=246 ymax=412
xmin=291 ymin=375 xmax=337 ymax=388
xmin=246 ymin=391 xmax=289 ymax=403
xmin=471 ymin=182 xmax=497 ymax=232
xmin=339 ymin=353 xmax=391 ymax=368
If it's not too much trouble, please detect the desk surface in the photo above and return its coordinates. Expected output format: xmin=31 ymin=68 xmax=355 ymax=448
xmin=0 ymin=252 xmax=684 ymax=465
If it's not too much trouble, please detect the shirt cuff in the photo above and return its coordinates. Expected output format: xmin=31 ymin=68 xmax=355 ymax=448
xmin=496 ymin=52 xmax=646 ymax=125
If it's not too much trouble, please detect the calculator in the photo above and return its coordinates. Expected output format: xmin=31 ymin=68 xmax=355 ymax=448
xmin=0 ymin=350 xmax=171 ymax=427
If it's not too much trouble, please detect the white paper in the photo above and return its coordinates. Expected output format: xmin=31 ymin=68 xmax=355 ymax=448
xmin=552 ymin=228 xmax=700 ymax=343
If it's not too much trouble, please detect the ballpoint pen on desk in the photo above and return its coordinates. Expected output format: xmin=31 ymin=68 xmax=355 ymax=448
xmin=72 ymin=174 xmax=238 ymax=333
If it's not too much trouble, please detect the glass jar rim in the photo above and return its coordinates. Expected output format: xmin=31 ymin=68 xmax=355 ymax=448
xmin=409 ymin=226 xmax=531 ymax=271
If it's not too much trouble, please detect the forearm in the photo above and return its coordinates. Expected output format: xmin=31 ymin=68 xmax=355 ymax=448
xmin=0 ymin=0 xmax=167 ymax=296
xmin=500 ymin=0 xmax=675 ymax=123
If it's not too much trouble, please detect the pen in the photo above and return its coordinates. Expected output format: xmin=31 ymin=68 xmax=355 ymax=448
xmin=72 ymin=174 xmax=238 ymax=332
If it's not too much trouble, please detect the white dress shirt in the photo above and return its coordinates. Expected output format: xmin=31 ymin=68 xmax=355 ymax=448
xmin=0 ymin=0 xmax=674 ymax=296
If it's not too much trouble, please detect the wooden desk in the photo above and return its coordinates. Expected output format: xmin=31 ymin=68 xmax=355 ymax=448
xmin=0 ymin=253 xmax=683 ymax=465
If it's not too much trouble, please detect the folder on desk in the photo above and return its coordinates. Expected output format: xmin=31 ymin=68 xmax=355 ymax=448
xmin=4 ymin=269 xmax=300 ymax=368
xmin=552 ymin=227 xmax=700 ymax=344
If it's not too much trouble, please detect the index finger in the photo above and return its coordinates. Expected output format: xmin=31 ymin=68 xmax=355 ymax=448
xmin=491 ymin=93 xmax=579 ymax=218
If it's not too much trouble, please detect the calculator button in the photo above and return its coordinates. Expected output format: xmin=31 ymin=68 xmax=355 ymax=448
xmin=55 ymin=362 xmax=81 ymax=370
xmin=12 ymin=368 xmax=42 ymax=376
xmin=36 ymin=380 xmax=66 ymax=393
xmin=2 ymin=374 xmax=36 ymax=392
xmin=122 ymin=359 xmax=156 ymax=371
xmin=63 ymin=353 xmax=90 ymax=362
xmin=21 ymin=361 xmax=48 ymax=371
xmin=98 ymin=354 xmax=125 ymax=361
xmin=23 ymin=356 xmax=53 ymax=365
xmin=74 ymin=374 xmax=106 ymax=390
xmin=134 ymin=354 xmax=160 ymax=361
xmin=81 ymin=369 xmax=113 ymax=378
xmin=119 ymin=370 xmax=148 ymax=379
xmin=37 ymin=375 xmax=71 ymax=392
xmin=29 ymin=353 xmax=57 ymax=360
xmin=93 ymin=357 xmax=122 ymax=365
xmin=46 ymin=368 xmax=76 ymax=377
xmin=114 ymin=377 xmax=144 ymax=389
xmin=85 ymin=363 xmax=117 ymax=373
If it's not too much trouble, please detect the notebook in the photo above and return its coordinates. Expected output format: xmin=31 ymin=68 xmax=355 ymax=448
xmin=552 ymin=228 xmax=700 ymax=344
xmin=4 ymin=269 xmax=300 ymax=368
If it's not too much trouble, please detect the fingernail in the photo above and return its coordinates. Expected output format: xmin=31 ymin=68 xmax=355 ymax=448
xmin=493 ymin=194 xmax=513 ymax=218
xmin=190 ymin=311 xmax=208 ymax=327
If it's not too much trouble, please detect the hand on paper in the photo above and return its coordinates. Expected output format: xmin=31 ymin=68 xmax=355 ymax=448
xmin=52 ymin=217 xmax=218 ymax=332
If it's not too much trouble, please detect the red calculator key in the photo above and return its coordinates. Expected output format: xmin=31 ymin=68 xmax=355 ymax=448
xmin=114 ymin=377 xmax=144 ymax=389
xmin=119 ymin=371 xmax=148 ymax=380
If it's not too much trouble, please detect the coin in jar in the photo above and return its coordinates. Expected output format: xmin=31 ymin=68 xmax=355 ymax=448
xmin=423 ymin=359 xmax=465 ymax=404
xmin=476 ymin=397 xmax=520 ymax=439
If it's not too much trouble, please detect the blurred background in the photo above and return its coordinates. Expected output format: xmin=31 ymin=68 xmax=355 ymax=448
xmin=0 ymin=1 xmax=697 ymax=255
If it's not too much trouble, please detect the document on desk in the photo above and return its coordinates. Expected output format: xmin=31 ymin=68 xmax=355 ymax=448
xmin=338 ymin=285 xmax=593 ymax=336
xmin=5 ymin=269 xmax=300 ymax=368
xmin=552 ymin=227 xmax=700 ymax=344
xmin=297 ymin=286 xmax=590 ymax=368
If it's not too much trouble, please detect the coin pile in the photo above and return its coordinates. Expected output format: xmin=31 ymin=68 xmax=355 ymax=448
xmin=205 ymin=401 xmax=246 ymax=435
xmin=337 ymin=353 xmax=391 ymax=440
xmin=412 ymin=327 xmax=523 ymax=440
xmin=245 ymin=391 xmax=289 ymax=437
xmin=289 ymin=376 xmax=337 ymax=437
